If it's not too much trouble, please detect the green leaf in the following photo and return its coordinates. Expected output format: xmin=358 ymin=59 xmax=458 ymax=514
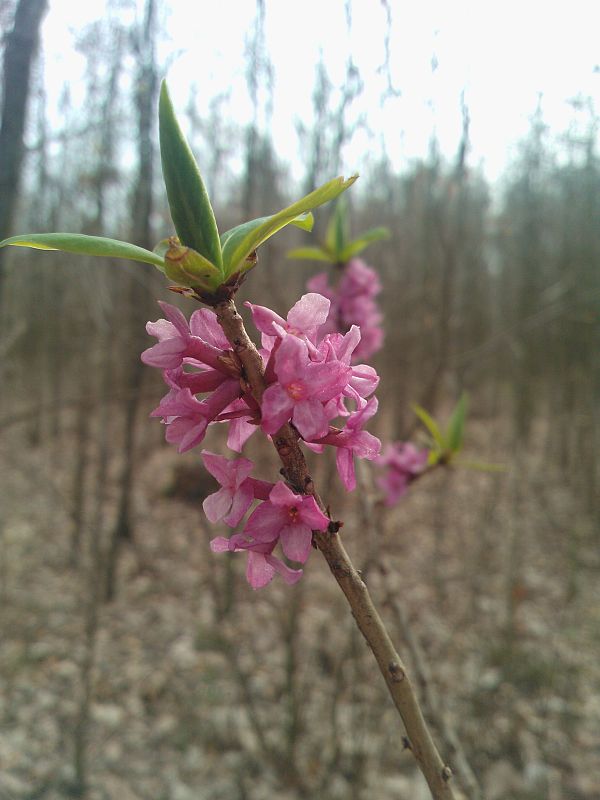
xmin=220 ymin=175 xmax=358 ymax=277
xmin=286 ymin=246 xmax=333 ymax=262
xmin=0 ymin=233 xmax=167 ymax=272
xmin=289 ymin=212 xmax=315 ymax=232
xmin=159 ymin=81 xmax=222 ymax=270
xmin=412 ymin=403 xmax=446 ymax=449
xmin=427 ymin=449 xmax=442 ymax=466
xmin=220 ymin=212 xmax=314 ymax=276
xmin=339 ymin=227 xmax=390 ymax=262
xmin=325 ymin=197 xmax=349 ymax=258
xmin=445 ymin=393 xmax=468 ymax=452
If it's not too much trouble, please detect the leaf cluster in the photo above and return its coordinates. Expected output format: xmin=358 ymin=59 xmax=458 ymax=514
xmin=0 ymin=82 xmax=357 ymax=300
xmin=412 ymin=394 xmax=503 ymax=472
xmin=287 ymin=196 xmax=389 ymax=265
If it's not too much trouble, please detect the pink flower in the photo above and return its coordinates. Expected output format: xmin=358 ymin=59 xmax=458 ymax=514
xmin=261 ymin=335 xmax=349 ymax=440
xmin=164 ymin=366 xmax=228 ymax=394
xmin=243 ymin=481 xmax=329 ymax=564
xmin=201 ymin=450 xmax=272 ymax=527
xmin=151 ymin=380 xmax=240 ymax=452
xmin=340 ymin=258 xmax=382 ymax=298
xmin=216 ymin=398 xmax=259 ymax=452
xmin=306 ymin=260 xmax=384 ymax=362
xmin=142 ymin=301 xmax=229 ymax=372
xmin=246 ymin=292 xmax=330 ymax=347
xmin=316 ymin=327 xmax=379 ymax=411
xmin=317 ymin=398 xmax=381 ymax=491
xmin=376 ymin=442 xmax=429 ymax=505
xmin=210 ymin=534 xmax=303 ymax=590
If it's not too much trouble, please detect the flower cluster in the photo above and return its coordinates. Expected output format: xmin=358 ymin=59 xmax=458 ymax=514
xmin=307 ymin=258 xmax=384 ymax=361
xmin=376 ymin=442 xmax=429 ymax=506
xmin=209 ymin=472 xmax=330 ymax=589
xmin=142 ymin=292 xmax=381 ymax=587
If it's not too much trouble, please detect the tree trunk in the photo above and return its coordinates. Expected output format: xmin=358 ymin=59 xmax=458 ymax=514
xmin=0 ymin=0 xmax=48 ymax=305
xmin=104 ymin=0 xmax=158 ymax=601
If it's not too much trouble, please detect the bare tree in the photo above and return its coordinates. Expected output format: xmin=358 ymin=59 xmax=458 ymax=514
xmin=104 ymin=0 xmax=159 ymax=600
xmin=0 ymin=0 xmax=48 ymax=307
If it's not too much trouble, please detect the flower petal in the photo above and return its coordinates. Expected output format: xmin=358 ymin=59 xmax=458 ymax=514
xmin=273 ymin=335 xmax=307 ymax=386
xmin=268 ymin=481 xmax=300 ymax=508
xmin=243 ymin=501 xmax=286 ymax=542
xmin=203 ymin=486 xmax=233 ymax=523
xmin=189 ymin=308 xmax=230 ymax=349
xmin=146 ymin=318 xmax=177 ymax=341
xmin=298 ymin=496 xmax=330 ymax=530
xmin=157 ymin=301 xmax=190 ymax=337
xmin=223 ymin=480 xmax=254 ymax=527
xmin=336 ymin=447 xmax=356 ymax=491
xmin=292 ymin=398 xmax=330 ymax=441
xmin=280 ymin=523 xmax=313 ymax=563
xmin=141 ymin=338 xmax=187 ymax=369
xmin=210 ymin=536 xmax=233 ymax=552
xmin=245 ymin=301 xmax=286 ymax=337
xmin=227 ymin=415 xmax=257 ymax=452
xmin=286 ymin=293 xmax=330 ymax=335
xmin=265 ymin=555 xmax=303 ymax=585
xmin=261 ymin=383 xmax=294 ymax=434
xmin=246 ymin=551 xmax=276 ymax=589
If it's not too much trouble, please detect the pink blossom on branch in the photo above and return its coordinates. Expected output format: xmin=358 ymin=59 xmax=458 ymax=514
xmin=201 ymin=450 xmax=272 ymax=527
xmin=376 ymin=442 xmax=429 ymax=505
xmin=317 ymin=397 xmax=381 ymax=491
xmin=142 ymin=301 xmax=231 ymax=372
xmin=210 ymin=534 xmax=303 ymax=590
xmin=151 ymin=379 xmax=240 ymax=452
xmin=307 ymin=258 xmax=384 ymax=362
xmin=141 ymin=292 xmax=383 ymax=587
xmin=210 ymin=482 xmax=330 ymax=589
xmin=243 ymin=481 xmax=330 ymax=564
xmin=245 ymin=292 xmax=331 ymax=348
xmin=260 ymin=334 xmax=350 ymax=440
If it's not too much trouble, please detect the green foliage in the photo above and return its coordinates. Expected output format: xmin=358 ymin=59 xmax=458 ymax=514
xmin=445 ymin=393 xmax=468 ymax=452
xmin=0 ymin=81 xmax=358 ymax=300
xmin=339 ymin=227 xmax=390 ymax=262
xmin=219 ymin=175 xmax=357 ymax=279
xmin=159 ymin=81 xmax=223 ymax=270
xmin=287 ymin=196 xmax=389 ymax=265
xmin=0 ymin=233 xmax=167 ymax=271
xmin=413 ymin=393 xmax=505 ymax=472
xmin=413 ymin=393 xmax=468 ymax=466
xmin=412 ymin=404 xmax=446 ymax=451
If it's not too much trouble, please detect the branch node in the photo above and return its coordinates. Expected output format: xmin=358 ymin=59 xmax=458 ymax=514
xmin=442 ymin=765 xmax=453 ymax=782
xmin=388 ymin=661 xmax=405 ymax=683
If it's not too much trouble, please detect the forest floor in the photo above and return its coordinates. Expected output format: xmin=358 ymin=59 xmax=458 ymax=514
xmin=1 ymin=414 xmax=599 ymax=800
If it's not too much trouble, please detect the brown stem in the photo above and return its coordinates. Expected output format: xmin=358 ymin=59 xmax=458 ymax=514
xmin=214 ymin=298 xmax=457 ymax=800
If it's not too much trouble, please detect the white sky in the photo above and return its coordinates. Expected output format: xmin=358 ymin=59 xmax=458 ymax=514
xmin=41 ymin=0 xmax=600 ymax=184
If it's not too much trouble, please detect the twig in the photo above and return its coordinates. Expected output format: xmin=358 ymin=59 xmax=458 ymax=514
xmin=385 ymin=584 xmax=483 ymax=800
xmin=214 ymin=297 xmax=457 ymax=800
xmin=359 ymin=458 xmax=481 ymax=799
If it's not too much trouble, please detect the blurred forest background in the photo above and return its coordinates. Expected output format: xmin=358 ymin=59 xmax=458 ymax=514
xmin=1 ymin=0 xmax=599 ymax=799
